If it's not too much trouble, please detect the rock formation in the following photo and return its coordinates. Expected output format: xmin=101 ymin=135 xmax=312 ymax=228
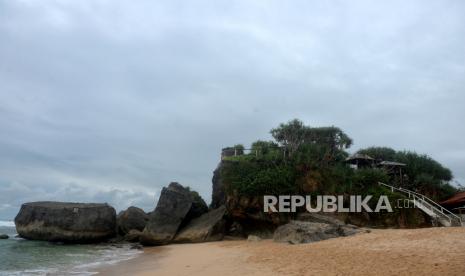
xmin=124 ymin=229 xmax=143 ymax=242
xmin=183 ymin=190 xmax=209 ymax=225
xmin=14 ymin=202 xmax=116 ymax=243
xmin=117 ymin=206 xmax=148 ymax=235
xmin=174 ymin=205 xmax=227 ymax=243
xmin=141 ymin=182 xmax=207 ymax=245
xmin=273 ymin=220 xmax=361 ymax=244
xmin=211 ymin=162 xmax=226 ymax=209
xmin=212 ymin=161 xmax=290 ymax=232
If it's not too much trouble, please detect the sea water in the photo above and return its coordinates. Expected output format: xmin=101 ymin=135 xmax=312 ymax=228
xmin=0 ymin=221 xmax=141 ymax=276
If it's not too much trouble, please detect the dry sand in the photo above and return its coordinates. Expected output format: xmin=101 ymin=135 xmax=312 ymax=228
xmin=98 ymin=227 xmax=465 ymax=276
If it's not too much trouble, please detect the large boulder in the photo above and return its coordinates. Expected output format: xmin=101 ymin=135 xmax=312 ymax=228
xmin=117 ymin=206 xmax=148 ymax=235
xmin=141 ymin=182 xmax=207 ymax=245
xmin=184 ymin=190 xmax=208 ymax=225
xmin=14 ymin=202 xmax=116 ymax=243
xmin=296 ymin=213 xmax=345 ymax=226
xmin=174 ymin=205 xmax=227 ymax=243
xmin=273 ymin=220 xmax=361 ymax=244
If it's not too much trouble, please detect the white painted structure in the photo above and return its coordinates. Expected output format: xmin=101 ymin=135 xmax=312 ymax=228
xmin=379 ymin=182 xmax=463 ymax=227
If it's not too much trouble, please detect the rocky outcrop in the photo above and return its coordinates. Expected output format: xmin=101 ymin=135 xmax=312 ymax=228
xmin=273 ymin=220 xmax=361 ymax=244
xmin=141 ymin=182 xmax=207 ymax=245
xmin=226 ymin=194 xmax=290 ymax=226
xmin=184 ymin=190 xmax=208 ymax=225
xmin=212 ymin=162 xmax=290 ymax=229
xmin=14 ymin=202 xmax=116 ymax=243
xmin=0 ymin=234 xmax=8 ymax=239
xmin=211 ymin=162 xmax=226 ymax=209
xmin=228 ymin=221 xmax=245 ymax=237
xmin=174 ymin=205 xmax=227 ymax=243
xmin=124 ymin=229 xmax=143 ymax=242
xmin=296 ymin=213 xmax=345 ymax=226
xmin=117 ymin=206 xmax=148 ymax=235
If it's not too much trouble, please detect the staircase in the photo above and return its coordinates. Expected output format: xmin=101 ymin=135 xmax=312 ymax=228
xmin=379 ymin=182 xmax=463 ymax=227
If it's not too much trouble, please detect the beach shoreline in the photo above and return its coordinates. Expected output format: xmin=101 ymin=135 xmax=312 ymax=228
xmin=97 ymin=240 xmax=278 ymax=276
xmin=97 ymin=227 xmax=465 ymax=276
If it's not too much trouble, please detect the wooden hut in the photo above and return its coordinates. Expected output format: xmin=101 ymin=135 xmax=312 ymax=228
xmin=345 ymin=154 xmax=375 ymax=169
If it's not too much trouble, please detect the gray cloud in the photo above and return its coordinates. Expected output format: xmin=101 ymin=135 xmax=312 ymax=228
xmin=1 ymin=0 xmax=465 ymax=219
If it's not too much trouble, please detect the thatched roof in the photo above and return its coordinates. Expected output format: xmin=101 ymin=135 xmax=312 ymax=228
xmin=378 ymin=161 xmax=406 ymax=167
xmin=345 ymin=153 xmax=374 ymax=162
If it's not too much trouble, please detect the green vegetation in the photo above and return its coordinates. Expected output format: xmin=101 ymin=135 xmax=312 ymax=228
xmin=220 ymin=119 xmax=457 ymax=202
xmin=357 ymin=147 xmax=455 ymax=199
xmin=221 ymin=161 xmax=297 ymax=195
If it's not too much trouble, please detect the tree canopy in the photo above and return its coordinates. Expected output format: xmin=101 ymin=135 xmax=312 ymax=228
xmin=270 ymin=119 xmax=353 ymax=155
xmin=221 ymin=120 xmax=457 ymax=201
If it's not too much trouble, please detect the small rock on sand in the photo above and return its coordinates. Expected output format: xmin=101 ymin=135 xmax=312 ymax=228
xmin=247 ymin=235 xmax=261 ymax=242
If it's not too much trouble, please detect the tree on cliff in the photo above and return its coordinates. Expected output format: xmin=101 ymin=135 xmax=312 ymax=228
xmin=357 ymin=146 xmax=455 ymax=199
xmin=270 ymin=119 xmax=307 ymax=155
xmin=270 ymin=119 xmax=353 ymax=157
xmin=220 ymin=120 xmax=456 ymax=201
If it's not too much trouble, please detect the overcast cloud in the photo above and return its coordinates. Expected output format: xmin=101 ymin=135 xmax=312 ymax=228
xmin=1 ymin=0 xmax=465 ymax=219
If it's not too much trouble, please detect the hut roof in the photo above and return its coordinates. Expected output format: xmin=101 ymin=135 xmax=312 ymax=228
xmin=345 ymin=153 xmax=374 ymax=162
xmin=378 ymin=161 xmax=406 ymax=167
xmin=440 ymin=192 xmax=465 ymax=209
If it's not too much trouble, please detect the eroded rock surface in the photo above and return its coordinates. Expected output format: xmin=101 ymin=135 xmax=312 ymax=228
xmin=15 ymin=201 xmax=116 ymax=243
xmin=273 ymin=220 xmax=361 ymax=244
xmin=174 ymin=205 xmax=227 ymax=243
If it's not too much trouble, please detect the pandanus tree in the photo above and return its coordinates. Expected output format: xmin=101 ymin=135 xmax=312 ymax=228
xmin=270 ymin=119 xmax=352 ymax=161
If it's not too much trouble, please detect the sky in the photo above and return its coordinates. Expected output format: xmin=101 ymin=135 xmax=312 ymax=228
xmin=1 ymin=0 xmax=465 ymax=219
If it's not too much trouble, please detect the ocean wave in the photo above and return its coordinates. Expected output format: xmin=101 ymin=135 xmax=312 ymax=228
xmin=0 ymin=268 xmax=56 ymax=276
xmin=0 ymin=238 xmax=141 ymax=276
xmin=71 ymin=245 xmax=142 ymax=273
xmin=0 ymin=221 xmax=15 ymax=227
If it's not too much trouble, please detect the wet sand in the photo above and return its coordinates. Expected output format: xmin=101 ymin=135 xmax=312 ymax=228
xmin=98 ymin=227 xmax=465 ymax=276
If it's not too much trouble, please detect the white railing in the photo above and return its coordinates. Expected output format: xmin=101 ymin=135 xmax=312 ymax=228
xmin=379 ymin=182 xmax=462 ymax=226
xmin=221 ymin=147 xmax=287 ymax=160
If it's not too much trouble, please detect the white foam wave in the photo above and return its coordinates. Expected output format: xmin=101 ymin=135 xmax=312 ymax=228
xmin=70 ymin=245 xmax=142 ymax=275
xmin=0 ymin=234 xmax=141 ymax=276
xmin=0 ymin=221 xmax=14 ymax=227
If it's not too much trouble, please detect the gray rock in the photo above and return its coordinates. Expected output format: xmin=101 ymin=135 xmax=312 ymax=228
xmin=339 ymin=224 xmax=363 ymax=236
xmin=296 ymin=213 xmax=345 ymax=226
xmin=124 ymin=229 xmax=143 ymax=242
xmin=130 ymin=243 xmax=143 ymax=250
xmin=211 ymin=163 xmax=226 ymax=209
xmin=0 ymin=234 xmax=8 ymax=239
xmin=141 ymin=182 xmax=194 ymax=245
xmin=117 ymin=206 xmax=148 ymax=235
xmin=247 ymin=235 xmax=261 ymax=242
xmin=107 ymin=235 xmax=125 ymax=244
xmin=273 ymin=220 xmax=360 ymax=244
xmin=228 ymin=221 xmax=245 ymax=237
xmin=14 ymin=201 xmax=116 ymax=243
xmin=184 ymin=189 xmax=209 ymax=224
xmin=173 ymin=205 xmax=227 ymax=243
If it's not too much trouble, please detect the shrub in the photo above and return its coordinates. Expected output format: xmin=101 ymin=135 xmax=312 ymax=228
xmin=221 ymin=160 xmax=297 ymax=196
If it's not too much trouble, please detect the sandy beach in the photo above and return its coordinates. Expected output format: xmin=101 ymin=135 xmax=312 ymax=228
xmin=98 ymin=227 xmax=465 ymax=276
